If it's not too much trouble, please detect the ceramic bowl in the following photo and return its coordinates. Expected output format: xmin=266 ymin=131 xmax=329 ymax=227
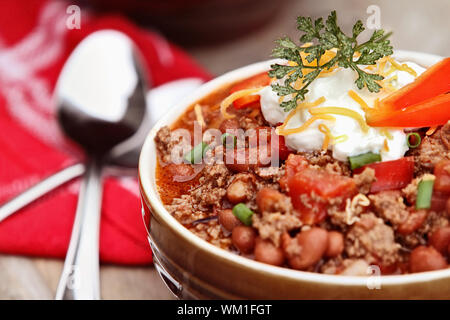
xmin=138 ymin=50 xmax=450 ymax=299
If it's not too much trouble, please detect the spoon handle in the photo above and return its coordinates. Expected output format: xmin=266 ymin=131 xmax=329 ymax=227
xmin=55 ymin=160 xmax=103 ymax=300
xmin=0 ymin=164 xmax=85 ymax=223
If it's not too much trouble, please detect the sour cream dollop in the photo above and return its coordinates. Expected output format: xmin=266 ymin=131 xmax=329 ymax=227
xmin=259 ymin=60 xmax=425 ymax=162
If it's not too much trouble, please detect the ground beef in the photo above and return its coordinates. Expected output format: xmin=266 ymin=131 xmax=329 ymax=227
xmin=339 ymin=259 xmax=370 ymax=276
xmin=191 ymin=219 xmax=232 ymax=250
xmin=238 ymin=115 xmax=266 ymax=130
xmin=440 ymin=121 xmax=450 ymax=149
xmin=190 ymin=163 xmax=230 ymax=208
xmin=402 ymin=177 xmax=420 ymax=205
xmin=345 ymin=212 xmax=401 ymax=265
xmin=320 ymin=257 xmax=370 ymax=276
xmin=299 ymin=150 xmax=351 ymax=176
xmin=254 ymin=165 xmax=285 ymax=183
xmin=327 ymin=194 xmax=369 ymax=229
xmin=167 ymin=195 xmax=204 ymax=224
xmin=252 ymin=188 xmax=301 ymax=246
xmin=369 ymin=190 xmax=409 ymax=227
xmin=354 ymin=167 xmax=376 ymax=194
xmin=412 ymin=122 xmax=450 ymax=172
xmin=201 ymin=163 xmax=230 ymax=188
xmin=155 ymin=126 xmax=190 ymax=164
xmin=252 ymin=213 xmax=301 ymax=247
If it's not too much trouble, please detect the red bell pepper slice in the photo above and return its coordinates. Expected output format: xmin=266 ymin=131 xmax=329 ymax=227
xmin=367 ymin=57 xmax=450 ymax=127
xmin=229 ymin=72 xmax=272 ymax=110
xmin=367 ymin=93 xmax=450 ymax=127
xmin=353 ymin=157 xmax=415 ymax=193
xmin=379 ymin=57 xmax=450 ymax=111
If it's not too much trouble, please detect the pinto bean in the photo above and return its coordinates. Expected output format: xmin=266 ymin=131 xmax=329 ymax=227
xmin=218 ymin=209 xmax=242 ymax=232
xmin=325 ymin=231 xmax=344 ymax=258
xmin=225 ymin=147 xmax=271 ymax=173
xmin=254 ymin=238 xmax=285 ymax=266
xmin=232 ymin=226 xmax=256 ymax=254
xmin=409 ymin=246 xmax=448 ymax=273
xmin=165 ymin=163 xmax=195 ymax=177
xmin=226 ymin=180 xmax=248 ymax=204
xmin=256 ymin=188 xmax=284 ymax=213
xmin=397 ymin=210 xmax=427 ymax=235
xmin=281 ymin=228 xmax=328 ymax=270
xmin=429 ymin=227 xmax=450 ymax=255
xmin=226 ymin=174 xmax=255 ymax=204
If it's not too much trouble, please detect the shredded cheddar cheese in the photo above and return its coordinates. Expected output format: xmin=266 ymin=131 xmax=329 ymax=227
xmin=309 ymin=107 xmax=370 ymax=133
xmin=386 ymin=57 xmax=418 ymax=77
xmin=383 ymin=139 xmax=390 ymax=152
xmin=345 ymin=194 xmax=370 ymax=225
xmin=277 ymin=114 xmax=336 ymax=136
xmin=381 ymin=129 xmax=393 ymax=140
xmin=194 ymin=104 xmax=206 ymax=127
xmin=220 ymin=88 xmax=262 ymax=119
xmin=348 ymin=90 xmax=371 ymax=112
xmin=276 ymin=97 xmax=327 ymax=135
xmin=318 ymin=124 xmax=348 ymax=150
xmin=426 ymin=126 xmax=437 ymax=136
xmin=318 ymin=124 xmax=332 ymax=150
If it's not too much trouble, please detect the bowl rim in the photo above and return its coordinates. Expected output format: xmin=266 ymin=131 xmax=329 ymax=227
xmin=139 ymin=49 xmax=450 ymax=287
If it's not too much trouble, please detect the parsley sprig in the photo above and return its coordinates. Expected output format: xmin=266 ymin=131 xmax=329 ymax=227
xmin=269 ymin=11 xmax=393 ymax=112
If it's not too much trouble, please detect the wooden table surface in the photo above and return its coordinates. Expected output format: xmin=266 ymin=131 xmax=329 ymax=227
xmin=1 ymin=0 xmax=449 ymax=300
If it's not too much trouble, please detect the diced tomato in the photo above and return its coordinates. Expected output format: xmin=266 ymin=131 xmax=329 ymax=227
xmin=434 ymin=160 xmax=450 ymax=194
xmin=280 ymin=154 xmax=309 ymax=189
xmin=230 ymin=72 xmax=272 ymax=110
xmin=289 ymin=168 xmax=357 ymax=200
xmin=353 ymin=157 xmax=415 ymax=193
xmin=282 ymin=156 xmax=357 ymax=223
xmin=295 ymin=201 xmax=328 ymax=225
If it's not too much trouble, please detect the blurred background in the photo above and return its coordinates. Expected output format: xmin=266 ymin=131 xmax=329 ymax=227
xmin=0 ymin=0 xmax=448 ymax=300
xmin=84 ymin=0 xmax=449 ymax=74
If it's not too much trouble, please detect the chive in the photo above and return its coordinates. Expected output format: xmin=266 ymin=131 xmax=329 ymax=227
xmin=416 ymin=177 xmax=434 ymax=209
xmin=232 ymin=203 xmax=254 ymax=226
xmin=184 ymin=142 xmax=209 ymax=164
xmin=348 ymin=152 xmax=381 ymax=170
xmin=221 ymin=133 xmax=237 ymax=148
xmin=406 ymin=132 xmax=421 ymax=148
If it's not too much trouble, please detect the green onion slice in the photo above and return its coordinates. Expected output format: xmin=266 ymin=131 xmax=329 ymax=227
xmin=416 ymin=176 xmax=435 ymax=209
xmin=221 ymin=133 xmax=237 ymax=148
xmin=232 ymin=203 xmax=254 ymax=226
xmin=406 ymin=132 xmax=421 ymax=148
xmin=184 ymin=142 xmax=209 ymax=164
xmin=348 ymin=152 xmax=381 ymax=170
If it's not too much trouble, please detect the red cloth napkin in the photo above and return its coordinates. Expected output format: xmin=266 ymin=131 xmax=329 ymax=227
xmin=0 ymin=0 xmax=211 ymax=264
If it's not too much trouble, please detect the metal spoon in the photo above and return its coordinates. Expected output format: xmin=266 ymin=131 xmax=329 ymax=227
xmin=53 ymin=30 xmax=147 ymax=300
xmin=0 ymin=77 xmax=203 ymax=223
